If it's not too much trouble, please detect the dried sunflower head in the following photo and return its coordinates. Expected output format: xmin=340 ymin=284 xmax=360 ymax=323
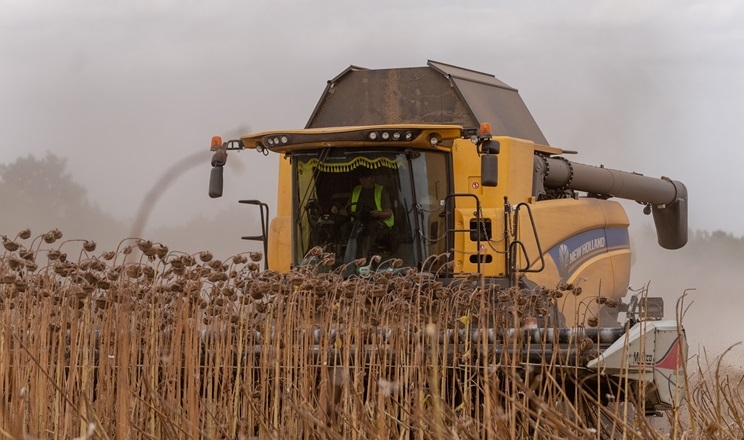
xmin=169 ymin=256 xmax=185 ymax=268
xmin=126 ymin=265 xmax=142 ymax=278
xmin=208 ymin=272 xmax=229 ymax=283
xmin=142 ymin=266 xmax=155 ymax=279
xmin=17 ymin=229 xmax=31 ymax=240
xmin=249 ymin=252 xmax=263 ymax=262
xmin=249 ymin=283 xmax=266 ymax=299
xmin=155 ymin=244 xmax=168 ymax=259
xmin=207 ymin=259 xmax=223 ymax=270
xmin=232 ymin=254 xmax=248 ymax=264
xmin=83 ymin=241 xmax=96 ymax=252
xmin=53 ymin=262 xmax=74 ymax=277
xmin=199 ymin=251 xmax=213 ymax=262
xmin=579 ymin=337 xmax=594 ymax=352
xmin=136 ymin=240 xmax=153 ymax=252
xmin=3 ymin=240 xmax=20 ymax=252
xmin=7 ymin=257 xmax=23 ymax=270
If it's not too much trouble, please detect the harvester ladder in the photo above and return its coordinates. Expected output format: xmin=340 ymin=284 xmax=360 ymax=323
xmin=504 ymin=198 xmax=545 ymax=287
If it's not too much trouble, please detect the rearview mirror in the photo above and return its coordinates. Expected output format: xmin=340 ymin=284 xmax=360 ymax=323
xmin=481 ymin=154 xmax=498 ymax=187
xmin=209 ymin=166 xmax=224 ymax=198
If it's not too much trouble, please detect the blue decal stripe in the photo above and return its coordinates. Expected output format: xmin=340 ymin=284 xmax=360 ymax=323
xmin=606 ymin=227 xmax=630 ymax=247
xmin=546 ymin=228 xmax=629 ymax=282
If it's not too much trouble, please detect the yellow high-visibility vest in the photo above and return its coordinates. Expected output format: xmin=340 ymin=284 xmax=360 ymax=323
xmin=350 ymin=184 xmax=394 ymax=228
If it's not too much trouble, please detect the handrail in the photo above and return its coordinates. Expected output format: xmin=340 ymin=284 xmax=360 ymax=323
xmin=239 ymin=199 xmax=270 ymax=271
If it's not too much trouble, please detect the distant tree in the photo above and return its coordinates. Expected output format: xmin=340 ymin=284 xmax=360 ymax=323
xmin=0 ymin=153 xmax=126 ymax=249
xmin=0 ymin=153 xmax=87 ymax=218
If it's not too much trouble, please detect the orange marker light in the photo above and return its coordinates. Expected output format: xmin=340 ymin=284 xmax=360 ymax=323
xmin=211 ymin=136 xmax=223 ymax=150
xmin=479 ymin=123 xmax=492 ymax=136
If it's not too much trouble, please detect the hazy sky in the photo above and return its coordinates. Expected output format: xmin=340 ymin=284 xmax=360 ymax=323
xmin=2 ymin=0 xmax=743 ymax=236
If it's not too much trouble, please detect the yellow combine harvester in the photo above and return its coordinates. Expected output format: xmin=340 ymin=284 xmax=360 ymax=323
xmin=208 ymin=61 xmax=688 ymax=417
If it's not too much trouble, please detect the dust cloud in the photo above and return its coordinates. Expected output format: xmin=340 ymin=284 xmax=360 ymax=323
xmin=629 ymin=218 xmax=744 ymax=365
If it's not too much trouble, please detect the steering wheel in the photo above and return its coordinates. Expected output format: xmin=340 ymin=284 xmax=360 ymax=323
xmin=346 ymin=202 xmax=375 ymax=222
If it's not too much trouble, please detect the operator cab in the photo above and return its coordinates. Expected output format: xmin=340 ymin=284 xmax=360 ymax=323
xmin=292 ymin=148 xmax=449 ymax=274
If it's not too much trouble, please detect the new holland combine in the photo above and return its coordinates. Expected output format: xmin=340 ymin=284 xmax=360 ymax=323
xmin=209 ymin=61 xmax=688 ymax=422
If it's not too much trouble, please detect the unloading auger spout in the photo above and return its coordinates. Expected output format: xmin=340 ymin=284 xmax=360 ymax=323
xmin=536 ymin=156 xmax=688 ymax=250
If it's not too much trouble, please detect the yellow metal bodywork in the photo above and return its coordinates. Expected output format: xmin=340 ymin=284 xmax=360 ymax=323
xmin=450 ymin=137 xmax=537 ymax=277
xmin=448 ymin=135 xmax=630 ymax=325
xmin=518 ymin=199 xmax=630 ymax=326
xmin=240 ymin=125 xmax=463 ymax=153
xmin=238 ymin=124 xmax=631 ymax=325
xmin=268 ymin=157 xmax=292 ymax=272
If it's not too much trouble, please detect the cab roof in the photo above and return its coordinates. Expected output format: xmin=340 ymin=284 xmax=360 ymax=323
xmin=306 ymin=60 xmax=549 ymax=146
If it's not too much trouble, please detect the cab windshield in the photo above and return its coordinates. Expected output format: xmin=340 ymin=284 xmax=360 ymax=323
xmin=291 ymin=148 xmax=449 ymax=272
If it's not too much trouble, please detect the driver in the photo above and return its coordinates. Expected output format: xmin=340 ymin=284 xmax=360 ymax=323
xmin=331 ymin=167 xmax=394 ymax=259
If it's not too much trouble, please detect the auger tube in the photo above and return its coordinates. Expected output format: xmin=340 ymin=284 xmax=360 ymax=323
xmin=540 ymin=156 xmax=688 ymax=249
